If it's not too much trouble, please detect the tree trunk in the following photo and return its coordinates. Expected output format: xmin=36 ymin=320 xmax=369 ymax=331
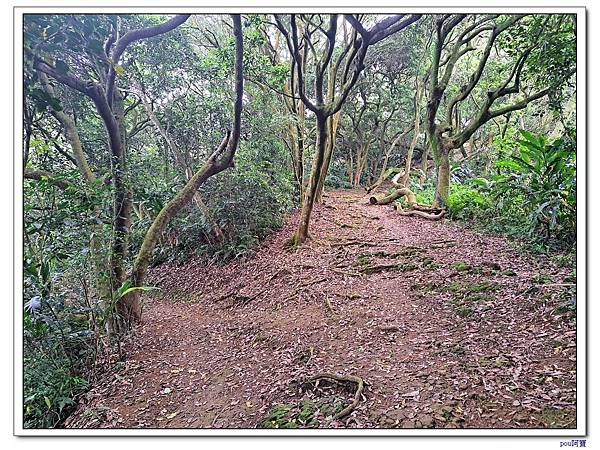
xmin=433 ymin=148 xmax=450 ymax=208
xmin=402 ymin=80 xmax=423 ymax=187
xmin=295 ymin=114 xmax=327 ymax=244
xmin=140 ymin=88 xmax=224 ymax=241
xmin=315 ymin=110 xmax=340 ymax=203
xmin=283 ymin=86 xmax=305 ymax=201
xmin=38 ymin=71 xmax=96 ymax=184
xmin=352 ymin=141 xmax=370 ymax=187
xmin=131 ymin=137 xmax=228 ymax=292
xmin=103 ymin=90 xmax=135 ymax=327
xmin=129 ymin=14 xmax=244 ymax=321
xmin=291 ymin=121 xmax=305 ymax=199
xmin=419 ymin=137 xmax=429 ymax=185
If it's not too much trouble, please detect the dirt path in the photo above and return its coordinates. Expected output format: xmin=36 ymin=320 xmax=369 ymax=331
xmin=66 ymin=190 xmax=576 ymax=429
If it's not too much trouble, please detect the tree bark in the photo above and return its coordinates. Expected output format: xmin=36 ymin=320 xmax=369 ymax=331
xmin=37 ymin=71 xmax=96 ymax=184
xmin=129 ymin=14 xmax=244 ymax=321
xmin=295 ymin=113 xmax=328 ymax=244
xmin=34 ymin=14 xmax=192 ymax=331
xmin=315 ymin=110 xmax=341 ymax=203
xmin=139 ymin=87 xmax=224 ymax=241
xmin=433 ymin=148 xmax=450 ymax=208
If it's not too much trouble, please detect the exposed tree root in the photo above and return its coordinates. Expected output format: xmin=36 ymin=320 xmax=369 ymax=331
xmin=359 ymin=262 xmax=418 ymax=274
xmin=308 ymin=373 xmax=364 ymax=420
xmin=394 ymin=204 xmax=446 ymax=221
xmin=330 ymin=239 xmax=378 ymax=248
xmin=370 ymin=185 xmax=446 ymax=221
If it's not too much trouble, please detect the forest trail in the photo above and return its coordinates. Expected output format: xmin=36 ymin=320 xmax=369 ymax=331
xmin=66 ymin=189 xmax=576 ymax=429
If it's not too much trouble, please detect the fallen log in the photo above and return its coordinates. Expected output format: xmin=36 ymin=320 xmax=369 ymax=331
xmin=369 ymin=187 xmax=416 ymax=205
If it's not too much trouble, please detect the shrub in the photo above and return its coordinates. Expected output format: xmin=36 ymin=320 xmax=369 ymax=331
xmin=23 ymin=297 xmax=94 ymax=428
xmin=491 ymin=129 xmax=576 ymax=247
xmin=446 ymin=183 xmax=491 ymax=220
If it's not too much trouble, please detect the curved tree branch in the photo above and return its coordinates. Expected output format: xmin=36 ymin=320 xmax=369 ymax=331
xmin=106 ymin=14 xmax=191 ymax=105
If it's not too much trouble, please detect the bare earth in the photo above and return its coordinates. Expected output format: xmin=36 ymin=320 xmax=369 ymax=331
xmin=65 ymin=189 xmax=576 ymax=430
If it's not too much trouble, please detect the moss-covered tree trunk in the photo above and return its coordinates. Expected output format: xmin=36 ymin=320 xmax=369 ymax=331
xmin=296 ymin=113 xmax=328 ymax=243
xmin=433 ymin=148 xmax=450 ymax=208
xmin=315 ymin=111 xmax=340 ymax=203
xmin=128 ymin=14 xmax=244 ymax=321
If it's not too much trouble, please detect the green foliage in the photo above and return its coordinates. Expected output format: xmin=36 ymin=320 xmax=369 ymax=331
xmin=23 ymin=167 xmax=112 ymax=429
xmin=497 ymin=15 xmax=576 ymax=93
xmin=146 ymin=138 xmax=295 ymax=264
xmin=325 ymin=173 xmax=352 ymax=189
xmin=23 ymin=293 xmax=95 ymax=428
xmin=203 ymin=138 xmax=295 ymax=260
xmin=492 ymin=129 xmax=576 ymax=247
xmin=440 ymin=129 xmax=575 ymax=251
xmin=260 ymin=399 xmax=322 ymax=429
xmin=446 ymin=183 xmax=492 ymax=221
xmin=411 ymin=178 xmax=436 ymax=205
xmin=260 ymin=404 xmax=297 ymax=429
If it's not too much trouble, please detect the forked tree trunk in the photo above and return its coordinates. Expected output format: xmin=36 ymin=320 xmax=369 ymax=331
xmin=35 ymin=14 xmax=192 ymax=331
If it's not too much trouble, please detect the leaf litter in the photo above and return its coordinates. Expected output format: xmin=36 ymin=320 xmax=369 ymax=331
xmin=65 ymin=190 xmax=576 ymax=429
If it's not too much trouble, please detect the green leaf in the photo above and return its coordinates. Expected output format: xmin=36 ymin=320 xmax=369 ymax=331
xmin=119 ymin=286 xmax=160 ymax=298
xmin=467 ymin=178 xmax=489 ymax=188
xmin=44 ymin=396 xmax=52 ymax=409
xmin=495 ymin=159 xmax=522 ymax=171
xmin=114 ymin=64 xmax=125 ymax=76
